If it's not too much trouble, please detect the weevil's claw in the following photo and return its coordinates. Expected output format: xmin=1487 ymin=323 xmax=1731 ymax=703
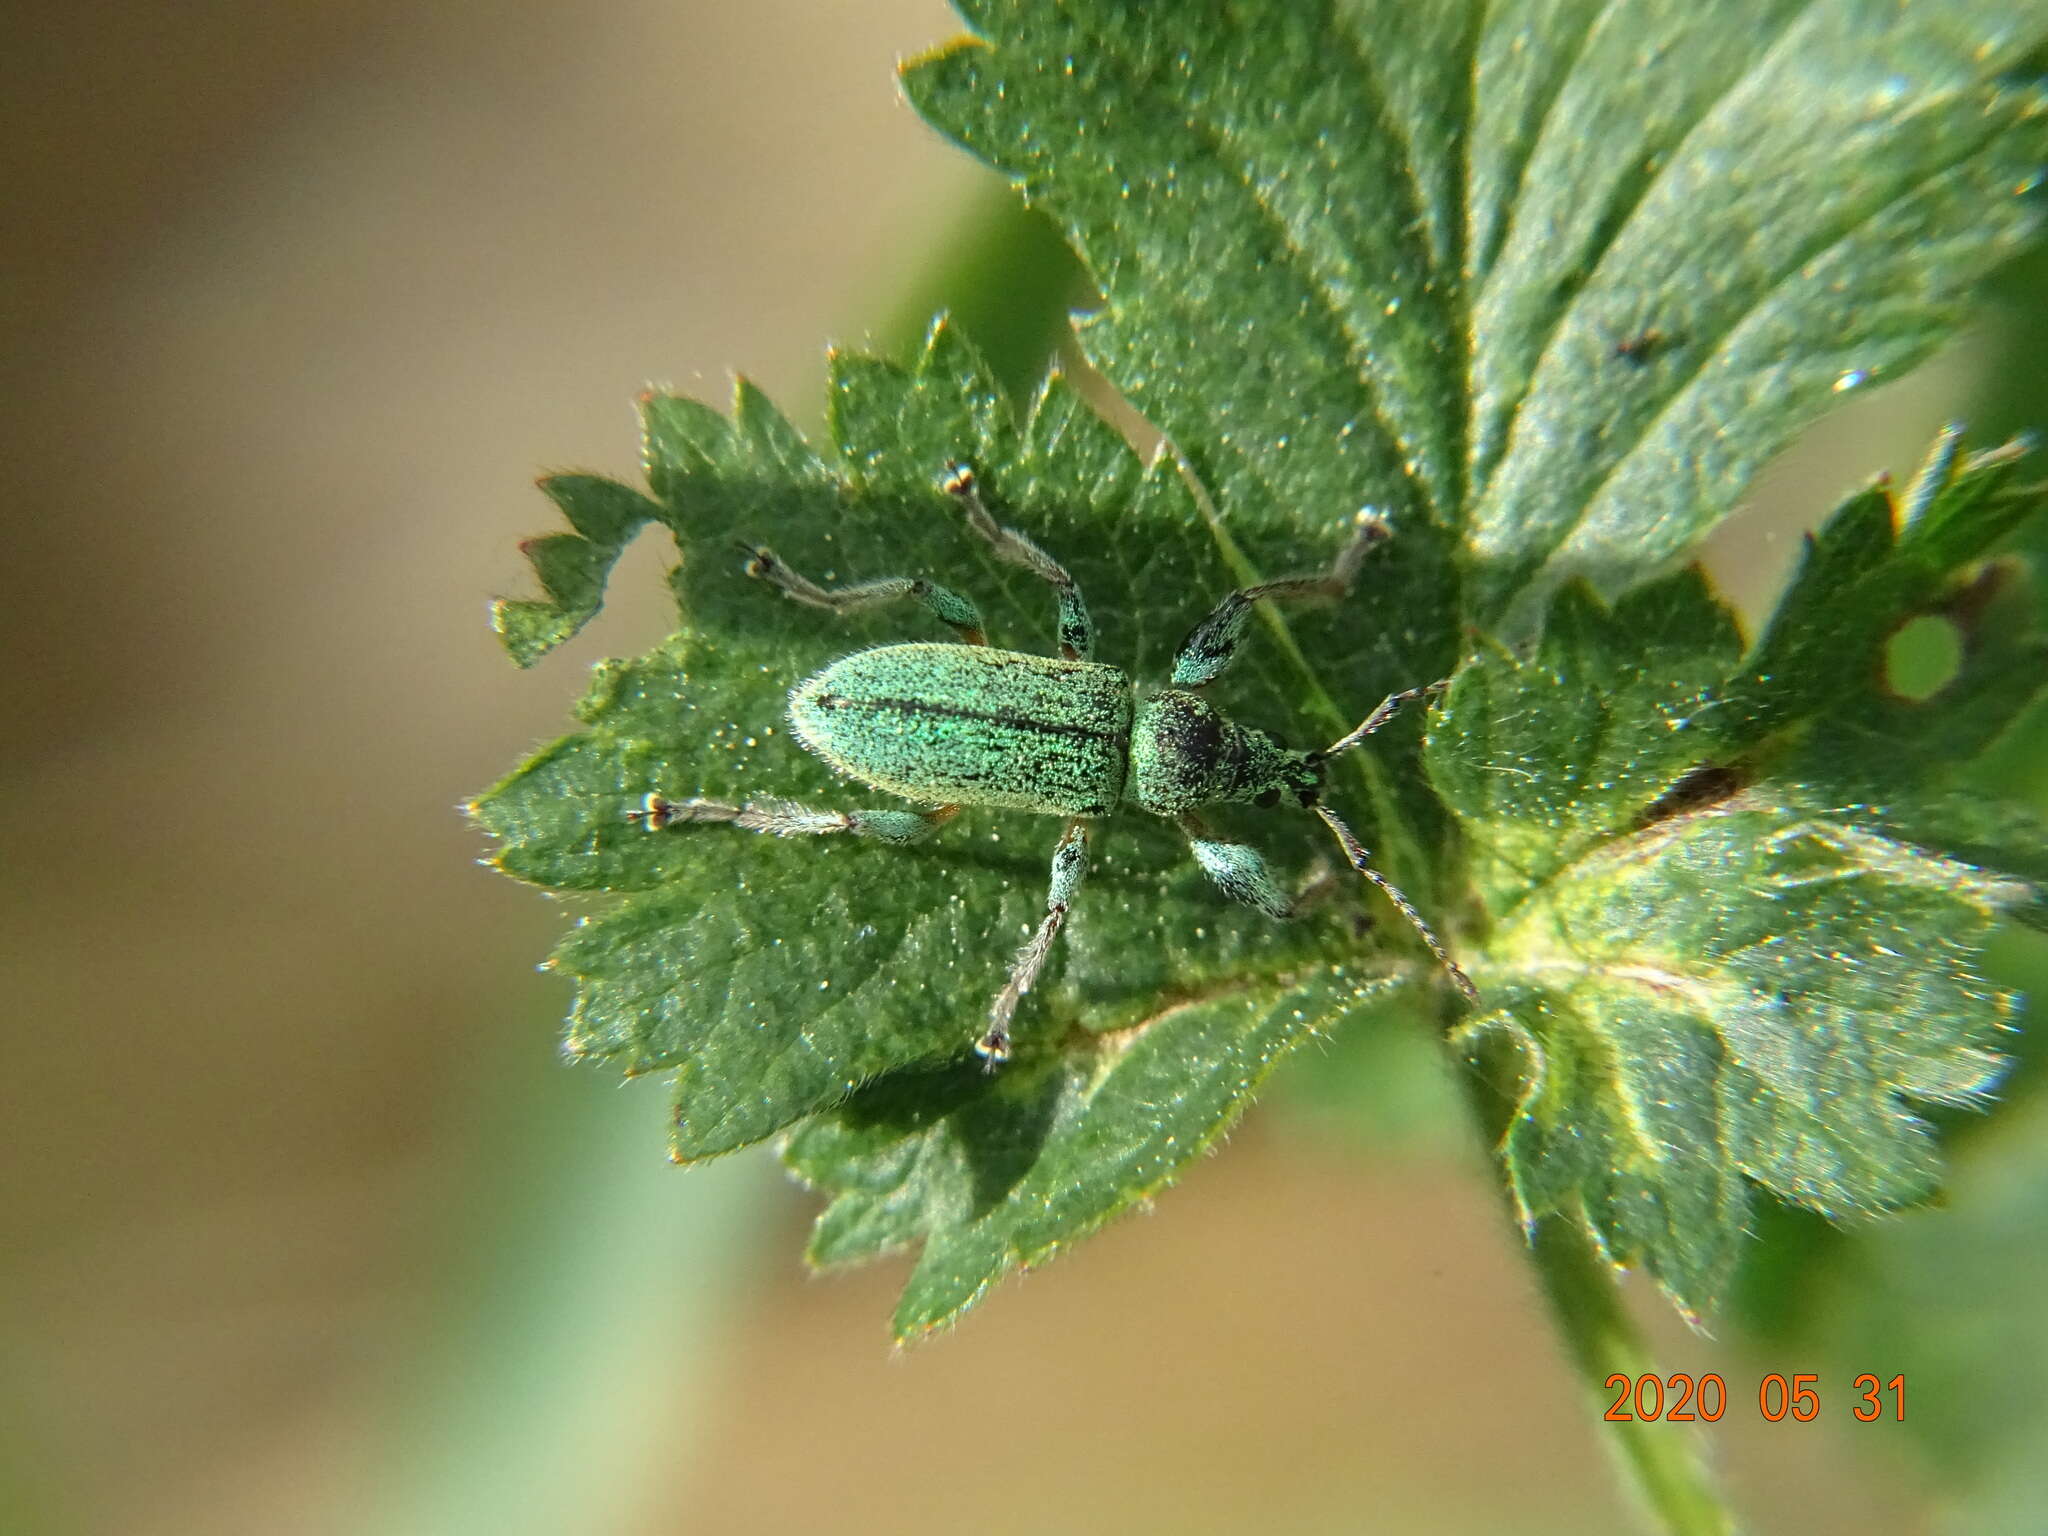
xmin=973 ymin=1026 xmax=1011 ymax=1071
xmin=626 ymin=792 xmax=680 ymax=830
xmin=940 ymin=460 xmax=976 ymax=498
xmin=737 ymin=542 xmax=777 ymax=579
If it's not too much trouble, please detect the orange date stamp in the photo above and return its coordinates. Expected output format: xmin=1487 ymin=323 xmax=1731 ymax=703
xmin=1602 ymin=1373 xmax=1906 ymax=1423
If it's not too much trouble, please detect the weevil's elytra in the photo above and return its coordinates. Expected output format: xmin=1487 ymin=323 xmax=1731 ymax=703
xmin=790 ymin=644 xmax=1131 ymax=816
xmin=632 ymin=460 xmax=1477 ymax=1064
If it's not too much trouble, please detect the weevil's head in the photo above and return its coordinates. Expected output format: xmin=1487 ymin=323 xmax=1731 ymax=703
xmin=1128 ymin=688 xmax=1322 ymax=817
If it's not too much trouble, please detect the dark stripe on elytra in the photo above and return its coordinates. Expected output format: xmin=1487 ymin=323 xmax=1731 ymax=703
xmin=810 ymin=692 xmax=1120 ymax=747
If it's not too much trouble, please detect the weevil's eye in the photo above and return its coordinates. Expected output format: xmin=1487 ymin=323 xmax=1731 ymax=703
xmin=1255 ymin=788 xmax=1281 ymax=808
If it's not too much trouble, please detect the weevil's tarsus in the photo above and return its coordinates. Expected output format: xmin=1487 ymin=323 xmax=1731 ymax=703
xmin=1169 ymin=507 xmax=1392 ymax=688
xmin=739 ymin=541 xmax=989 ymax=646
xmin=1900 ymin=422 xmax=1967 ymax=527
xmin=979 ymin=818 xmax=1090 ymax=1064
xmin=943 ymin=460 xmax=1094 ymax=660
xmin=1310 ymin=801 xmax=1478 ymax=1002
xmin=631 ymin=792 xmax=957 ymax=845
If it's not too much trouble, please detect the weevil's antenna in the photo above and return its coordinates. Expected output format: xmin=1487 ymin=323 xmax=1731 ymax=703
xmin=1309 ymin=801 xmax=1479 ymax=1003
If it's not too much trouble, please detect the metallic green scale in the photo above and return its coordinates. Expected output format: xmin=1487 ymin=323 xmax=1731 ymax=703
xmin=631 ymin=460 xmax=1474 ymax=1066
xmin=790 ymin=643 xmax=1131 ymax=817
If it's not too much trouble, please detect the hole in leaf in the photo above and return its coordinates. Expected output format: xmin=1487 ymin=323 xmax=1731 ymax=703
xmin=1884 ymin=615 xmax=1964 ymax=701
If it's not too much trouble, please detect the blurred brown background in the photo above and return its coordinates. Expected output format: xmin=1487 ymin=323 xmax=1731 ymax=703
xmin=2 ymin=5 xmax=2024 ymax=1534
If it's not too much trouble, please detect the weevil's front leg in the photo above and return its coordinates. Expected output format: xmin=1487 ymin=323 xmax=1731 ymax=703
xmin=631 ymin=794 xmax=957 ymax=845
xmin=738 ymin=545 xmax=988 ymax=645
xmin=942 ymin=461 xmax=1094 ymax=661
xmin=1169 ymin=508 xmax=1392 ymax=688
xmin=1179 ymin=816 xmax=1325 ymax=920
xmin=1309 ymin=802 xmax=1478 ymax=1003
xmin=979 ymin=818 xmax=1090 ymax=1064
xmin=1310 ymin=679 xmax=1450 ymax=763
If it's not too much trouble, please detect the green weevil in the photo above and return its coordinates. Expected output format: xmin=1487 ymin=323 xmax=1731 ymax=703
xmin=632 ymin=461 xmax=1477 ymax=1063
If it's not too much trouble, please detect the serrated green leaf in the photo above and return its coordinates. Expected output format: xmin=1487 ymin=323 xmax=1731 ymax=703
xmin=491 ymin=475 xmax=666 ymax=666
xmin=474 ymin=321 xmax=1412 ymax=1242
xmin=479 ymin=0 xmax=2048 ymax=1336
xmin=1729 ymin=432 xmax=2043 ymax=738
xmin=1430 ymin=444 xmax=2044 ymax=1316
xmin=1432 ymin=570 xmax=1744 ymax=909
xmin=910 ymin=2 xmax=2048 ymax=632
xmin=1820 ymin=1073 xmax=2048 ymax=1535
xmin=785 ymin=970 xmax=1379 ymax=1337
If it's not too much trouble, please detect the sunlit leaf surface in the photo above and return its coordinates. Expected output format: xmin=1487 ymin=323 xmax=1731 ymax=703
xmin=477 ymin=0 xmax=2048 ymax=1333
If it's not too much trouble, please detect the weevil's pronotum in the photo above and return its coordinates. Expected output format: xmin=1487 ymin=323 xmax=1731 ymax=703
xmin=632 ymin=461 xmax=1478 ymax=1062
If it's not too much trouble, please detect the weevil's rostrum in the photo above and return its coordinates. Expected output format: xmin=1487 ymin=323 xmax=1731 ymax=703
xmin=633 ymin=461 xmax=1476 ymax=1062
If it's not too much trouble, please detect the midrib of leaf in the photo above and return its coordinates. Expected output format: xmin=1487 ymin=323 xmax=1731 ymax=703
xmin=1330 ymin=6 xmax=1463 ymax=275
xmin=1162 ymin=444 xmax=1447 ymax=911
xmin=1123 ymin=6 xmax=1482 ymax=894
xmin=1049 ymin=10 xmax=1467 ymax=526
xmin=1121 ymin=91 xmax=1454 ymax=523
xmin=1466 ymin=0 xmax=1610 ymax=282
xmin=1062 ymin=964 xmax=1303 ymax=1060
xmin=1483 ymin=799 xmax=1745 ymax=1008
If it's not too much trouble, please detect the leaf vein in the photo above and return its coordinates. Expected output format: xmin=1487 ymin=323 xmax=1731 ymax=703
xmin=1480 ymin=0 xmax=1823 ymax=497
xmin=1324 ymin=5 xmax=1442 ymax=274
xmin=1469 ymin=0 xmax=1616 ymax=286
xmin=1179 ymin=105 xmax=1431 ymax=519
xmin=1532 ymin=119 xmax=2024 ymax=590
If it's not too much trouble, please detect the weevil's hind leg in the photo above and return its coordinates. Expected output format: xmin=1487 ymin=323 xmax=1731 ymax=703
xmin=737 ymin=545 xmax=989 ymax=645
xmin=979 ymin=819 xmax=1090 ymax=1064
xmin=1310 ymin=679 xmax=1450 ymax=764
xmin=1308 ymin=801 xmax=1478 ymax=1002
xmin=631 ymin=793 xmax=958 ymax=845
xmin=942 ymin=461 xmax=1094 ymax=660
xmin=1170 ymin=509 xmax=1392 ymax=688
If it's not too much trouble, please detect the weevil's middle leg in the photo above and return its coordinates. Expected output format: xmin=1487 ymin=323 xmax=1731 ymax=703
xmin=631 ymin=793 xmax=958 ymax=845
xmin=979 ymin=818 xmax=1090 ymax=1065
xmin=738 ymin=545 xmax=989 ymax=645
xmin=1170 ymin=508 xmax=1392 ymax=688
xmin=942 ymin=461 xmax=1094 ymax=661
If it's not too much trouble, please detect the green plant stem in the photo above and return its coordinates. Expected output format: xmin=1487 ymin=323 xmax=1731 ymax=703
xmin=1526 ymin=1215 xmax=1737 ymax=1536
xmin=1459 ymin=1054 xmax=1737 ymax=1536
